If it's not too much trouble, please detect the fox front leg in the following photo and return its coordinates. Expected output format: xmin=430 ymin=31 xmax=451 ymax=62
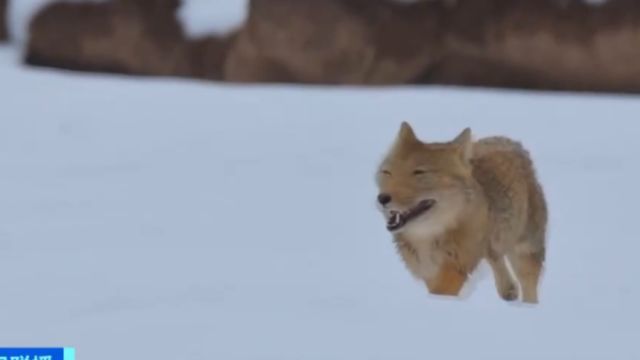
xmin=425 ymin=261 xmax=467 ymax=296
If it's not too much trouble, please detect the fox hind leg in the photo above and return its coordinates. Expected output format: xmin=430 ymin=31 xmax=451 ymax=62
xmin=488 ymin=254 xmax=519 ymax=301
xmin=507 ymin=249 xmax=544 ymax=304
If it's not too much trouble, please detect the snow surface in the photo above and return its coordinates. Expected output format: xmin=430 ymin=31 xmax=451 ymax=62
xmin=178 ymin=0 xmax=248 ymax=38
xmin=1 ymin=43 xmax=640 ymax=359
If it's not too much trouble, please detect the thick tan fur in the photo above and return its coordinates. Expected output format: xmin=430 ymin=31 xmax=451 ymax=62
xmin=375 ymin=123 xmax=547 ymax=303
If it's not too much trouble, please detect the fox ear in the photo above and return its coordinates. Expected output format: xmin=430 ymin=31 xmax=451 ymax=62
xmin=396 ymin=121 xmax=418 ymax=144
xmin=452 ymin=127 xmax=473 ymax=162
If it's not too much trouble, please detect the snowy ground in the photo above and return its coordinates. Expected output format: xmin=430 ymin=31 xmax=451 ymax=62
xmin=1 ymin=43 xmax=640 ymax=359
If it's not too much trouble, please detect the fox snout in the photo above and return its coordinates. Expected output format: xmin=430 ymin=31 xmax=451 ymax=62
xmin=377 ymin=191 xmax=420 ymax=209
xmin=377 ymin=193 xmax=392 ymax=206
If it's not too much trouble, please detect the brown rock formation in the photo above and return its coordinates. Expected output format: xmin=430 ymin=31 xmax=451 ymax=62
xmin=24 ymin=0 xmax=232 ymax=80
xmin=25 ymin=0 xmax=186 ymax=75
xmin=0 ymin=0 xmax=7 ymax=42
xmin=435 ymin=0 xmax=640 ymax=92
xmin=224 ymin=0 xmax=447 ymax=84
xmin=226 ymin=0 xmax=640 ymax=93
xmin=21 ymin=0 xmax=640 ymax=93
xmin=184 ymin=34 xmax=236 ymax=81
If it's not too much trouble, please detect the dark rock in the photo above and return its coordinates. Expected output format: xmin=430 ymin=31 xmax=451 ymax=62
xmin=0 ymin=0 xmax=7 ymax=42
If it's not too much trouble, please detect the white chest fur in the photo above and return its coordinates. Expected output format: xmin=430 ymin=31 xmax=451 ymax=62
xmin=392 ymin=195 xmax=468 ymax=280
xmin=396 ymin=223 xmax=448 ymax=280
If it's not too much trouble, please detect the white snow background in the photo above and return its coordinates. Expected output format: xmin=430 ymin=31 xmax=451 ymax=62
xmin=1 ymin=1 xmax=639 ymax=359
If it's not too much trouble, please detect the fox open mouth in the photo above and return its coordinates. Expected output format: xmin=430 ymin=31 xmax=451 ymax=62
xmin=386 ymin=199 xmax=436 ymax=232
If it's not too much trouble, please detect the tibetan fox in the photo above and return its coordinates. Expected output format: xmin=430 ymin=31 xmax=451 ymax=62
xmin=375 ymin=122 xmax=547 ymax=303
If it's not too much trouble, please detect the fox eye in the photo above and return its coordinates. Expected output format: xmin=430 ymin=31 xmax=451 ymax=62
xmin=381 ymin=170 xmax=391 ymax=177
xmin=413 ymin=169 xmax=427 ymax=176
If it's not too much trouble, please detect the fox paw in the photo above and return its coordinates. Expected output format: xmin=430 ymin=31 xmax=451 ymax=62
xmin=499 ymin=283 xmax=519 ymax=302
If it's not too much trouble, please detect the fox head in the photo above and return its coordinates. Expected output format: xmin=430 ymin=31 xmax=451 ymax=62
xmin=375 ymin=122 xmax=478 ymax=237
